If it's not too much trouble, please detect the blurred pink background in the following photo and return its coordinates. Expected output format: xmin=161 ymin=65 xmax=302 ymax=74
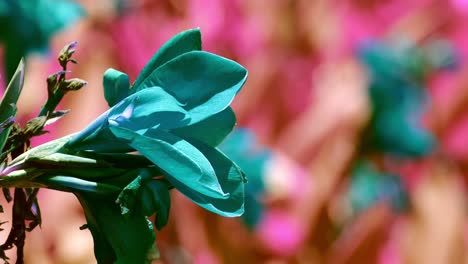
xmin=3 ymin=0 xmax=468 ymax=263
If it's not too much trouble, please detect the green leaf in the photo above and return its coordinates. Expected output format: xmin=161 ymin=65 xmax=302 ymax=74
xmin=8 ymin=135 xmax=72 ymax=168
xmin=103 ymin=68 xmax=131 ymax=107
xmin=138 ymin=179 xmax=171 ymax=230
xmin=171 ymin=107 xmax=236 ymax=147
xmin=76 ymin=192 xmax=158 ymax=264
xmin=117 ymin=174 xmax=171 ymax=230
xmin=136 ymin=51 xmax=247 ymax=124
xmin=0 ymin=116 xmax=14 ymax=135
xmin=109 ymin=126 xmax=227 ymax=200
xmin=0 ymin=59 xmax=24 ymax=152
xmin=133 ymin=28 xmax=202 ymax=89
xmin=116 ymin=174 xmax=143 ymax=215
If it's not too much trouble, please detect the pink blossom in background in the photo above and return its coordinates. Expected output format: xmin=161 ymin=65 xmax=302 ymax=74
xmin=264 ymin=151 xmax=311 ymax=201
xmin=336 ymin=0 xmax=432 ymax=55
xmin=443 ymin=113 xmax=468 ymax=159
xmin=193 ymin=250 xmax=219 ymax=264
xmin=378 ymin=219 xmax=403 ymax=264
xmin=4 ymin=0 xmax=468 ymax=262
xmin=452 ymin=0 xmax=468 ymax=14
xmin=257 ymin=210 xmax=306 ymax=257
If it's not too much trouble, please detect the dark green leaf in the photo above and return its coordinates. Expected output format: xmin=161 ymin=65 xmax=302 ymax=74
xmin=76 ymin=192 xmax=158 ymax=264
xmin=0 ymin=59 xmax=24 ymax=152
xmin=116 ymin=175 xmax=143 ymax=215
xmin=0 ymin=116 xmax=15 ymax=135
xmin=138 ymin=179 xmax=171 ymax=230
xmin=116 ymin=174 xmax=171 ymax=230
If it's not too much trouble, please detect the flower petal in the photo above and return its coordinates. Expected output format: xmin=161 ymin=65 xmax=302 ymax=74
xmin=108 ymin=87 xmax=190 ymax=131
xmin=136 ymin=51 xmax=247 ymax=124
xmin=171 ymin=107 xmax=236 ymax=147
xmin=67 ymin=87 xmax=190 ymax=152
xmin=108 ymin=126 xmax=228 ymax=200
xmin=133 ymin=28 xmax=202 ymax=89
xmin=103 ymin=68 xmax=131 ymax=107
xmin=185 ymin=138 xmax=246 ymax=217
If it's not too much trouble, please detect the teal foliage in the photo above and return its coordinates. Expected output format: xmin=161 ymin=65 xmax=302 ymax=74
xmin=1 ymin=29 xmax=247 ymax=263
xmin=357 ymin=40 xmax=444 ymax=157
xmin=349 ymin=161 xmax=408 ymax=214
xmin=0 ymin=0 xmax=84 ymax=81
xmin=0 ymin=60 xmax=24 ymax=153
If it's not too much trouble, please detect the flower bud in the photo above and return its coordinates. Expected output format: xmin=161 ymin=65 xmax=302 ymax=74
xmin=61 ymin=78 xmax=88 ymax=91
xmin=58 ymin=41 xmax=78 ymax=68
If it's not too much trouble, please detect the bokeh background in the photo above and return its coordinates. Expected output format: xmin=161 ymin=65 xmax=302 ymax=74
xmin=3 ymin=0 xmax=468 ymax=263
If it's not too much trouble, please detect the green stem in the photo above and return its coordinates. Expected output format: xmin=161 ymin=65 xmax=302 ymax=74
xmin=38 ymin=89 xmax=66 ymax=117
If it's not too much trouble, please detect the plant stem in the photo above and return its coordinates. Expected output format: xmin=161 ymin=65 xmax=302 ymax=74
xmin=3 ymin=62 xmax=70 ymax=263
xmin=38 ymin=90 xmax=66 ymax=117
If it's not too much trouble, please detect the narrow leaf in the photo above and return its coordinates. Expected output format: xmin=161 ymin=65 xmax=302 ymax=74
xmin=0 ymin=59 xmax=24 ymax=152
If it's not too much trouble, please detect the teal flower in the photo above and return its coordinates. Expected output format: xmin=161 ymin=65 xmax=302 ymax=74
xmin=0 ymin=0 xmax=84 ymax=81
xmin=219 ymin=128 xmax=271 ymax=229
xmin=357 ymin=40 xmax=438 ymax=157
xmin=1 ymin=29 xmax=247 ymax=264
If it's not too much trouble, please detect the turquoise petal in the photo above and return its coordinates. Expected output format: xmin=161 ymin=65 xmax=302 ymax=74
xmin=186 ymin=138 xmax=245 ymax=217
xmin=136 ymin=51 xmax=247 ymax=124
xmin=108 ymin=87 xmax=190 ymax=131
xmin=133 ymin=28 xmax=201 ymax=89
xmin=109 ymin=126 xmax=228 ymax=200
xmin=171 ymin=107 xmax=236 ymax=147
xmin=68 ymin=87 xmax=189 ymax=151
xmin=103 ymin=68 xmax=131 ymax=107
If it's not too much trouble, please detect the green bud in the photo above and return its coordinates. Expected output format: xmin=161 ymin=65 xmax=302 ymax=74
xmin=61 ymin=78 xmax=88 ymax=91
xmin=58 ymin=41 xmax=78 ymax=68
xmin=23 ymin=116 xmax=48 ymax=137
xmin=47 ymin=70 xmax=70 ymax=96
